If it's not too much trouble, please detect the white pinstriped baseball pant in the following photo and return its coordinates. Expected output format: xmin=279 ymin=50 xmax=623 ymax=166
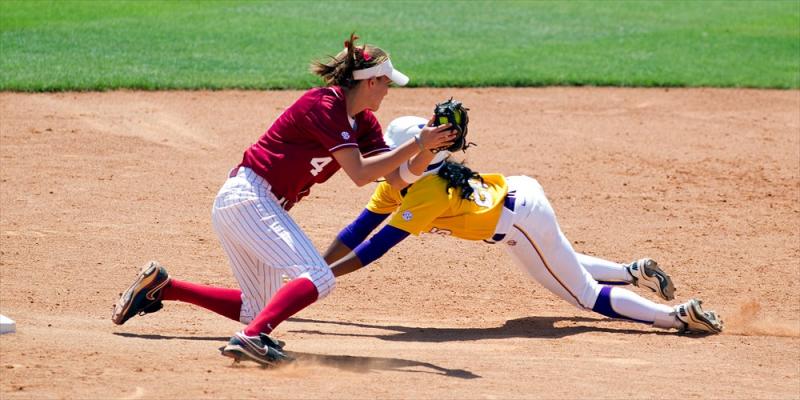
xmin=211 ymin=167 xmax=335 ymax=324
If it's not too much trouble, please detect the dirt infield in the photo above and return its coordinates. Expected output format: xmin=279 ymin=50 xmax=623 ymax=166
xmin=1 ymin=88 xmax=798 ymax=399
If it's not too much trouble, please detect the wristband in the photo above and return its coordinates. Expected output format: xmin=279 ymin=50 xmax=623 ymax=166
xmin=399 ymin=160 xmax=422 ymax=184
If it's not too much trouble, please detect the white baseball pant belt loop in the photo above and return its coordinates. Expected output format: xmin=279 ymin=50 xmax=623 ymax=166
xmin=484 ymin=186 xmax=533 ymax=244
xmin=228 ymin=166 xmax=289 ymax=208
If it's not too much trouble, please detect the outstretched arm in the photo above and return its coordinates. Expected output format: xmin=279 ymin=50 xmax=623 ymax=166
xmin=383 ymin=116 xmax=441 ymax=189
xmin=323 ymin=238 xmax=353 ymax=266
xmin=383 ymin=148 xmax=437 ymax=190
xmin=332 ymin=124 xmax=454 ymax=187
xmin=324 ymin=209 xmax=389 ymax=264
xmin=330 ymin=225 xmax=410 ymax=277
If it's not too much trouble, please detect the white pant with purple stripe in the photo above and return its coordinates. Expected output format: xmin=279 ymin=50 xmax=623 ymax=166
xmin=211 ymin=167 xmax=335 ymax=324
xmin=498 ymin=176 xmax=681 ymax=329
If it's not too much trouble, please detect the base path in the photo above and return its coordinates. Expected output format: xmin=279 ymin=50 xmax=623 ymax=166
xmin=0 ymin=88 xmax=798 ymax=399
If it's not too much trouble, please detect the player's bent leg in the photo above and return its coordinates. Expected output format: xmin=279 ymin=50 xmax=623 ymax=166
xmin=160 ymin=279 xmax=243 ymax=322
xmin=625 ymin=258 xmax=676 ymax=301
xmin=592 ymin=287 xmax=723 ymax=333
xmin=574 ymin=251 xmax=676 ymax=301
xmin=212 ymin=166 xmax=341 ymax=364
xmin=502 ymin=179 xmax=607 ymax=311
xmin=286 ymin=268 xmax=336 ymax=300
xmin=111 ymin=261 xmax=170 ymax=325
xmin=241 ymin=272 xmax=328 ymax=336
xmin=211 ymin=167 xmax=333 ymax=324
xmin=575 ymin=253 xmax=632 ymax=284
xmin=503 ymin=176 xmax=721 ymax=334
xmin=221 ymin=268 xmax=330 ymax=365
xmin=213 ymin=232 xmax=270 ymax=324
xmin=592 ymin=285 xmax=683 ymax=329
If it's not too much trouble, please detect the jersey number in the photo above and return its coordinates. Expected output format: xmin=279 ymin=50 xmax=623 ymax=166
xmin=309 ymin=157 xmax=333 ymax=176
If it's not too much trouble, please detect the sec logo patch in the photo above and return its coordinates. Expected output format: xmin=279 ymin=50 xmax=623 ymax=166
xmin=341 ymin=131 xmax=351 ymax=140
xmin=402 ymin=211 xmax=413 ymax=221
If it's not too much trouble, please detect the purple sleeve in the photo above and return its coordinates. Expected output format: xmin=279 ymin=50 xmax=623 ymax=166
xmin=337 ymin=209 xmax=390 ymax=250
xmin=353 ymin=225 xmax=410 ymax=267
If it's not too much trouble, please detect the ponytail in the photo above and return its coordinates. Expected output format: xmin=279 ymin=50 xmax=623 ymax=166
xmin=436 ymin=161 xmax=483 ymax=200
xmin=310 ymin=32 xmax=388 ymax=88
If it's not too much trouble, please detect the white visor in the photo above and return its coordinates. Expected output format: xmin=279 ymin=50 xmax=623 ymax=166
xmin=352 ymin=59 xmax=409 ymax=86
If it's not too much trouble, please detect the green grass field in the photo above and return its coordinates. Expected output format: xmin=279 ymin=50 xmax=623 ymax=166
xmin=1 ymin=0 xmax=798 ymax=91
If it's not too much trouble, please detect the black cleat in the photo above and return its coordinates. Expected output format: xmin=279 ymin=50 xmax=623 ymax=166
xmin=111 ymin=261 xmax=170 ymax=325
xmin=220 ymin=331 xmax=293 ymax=366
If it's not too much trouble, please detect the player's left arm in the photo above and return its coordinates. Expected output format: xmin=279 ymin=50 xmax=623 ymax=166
xmin=329 ymin=225 xmax=410 ymax=277
xmin=383 ymin=149 xmax=437 ymax=190
xmin=325 ymin=181 xmax=401 ymax=264
xmin=330 ymin=183 xmax=445 ymax=276
xmin=323 ymin=208 xmax=389 ymax=264
xmin=378 ymin=116 xmax=439 ymax=189
xmin=333 ymin=124 xmax=454 ymax=187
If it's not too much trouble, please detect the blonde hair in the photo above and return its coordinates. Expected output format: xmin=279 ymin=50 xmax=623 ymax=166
xmin=310 ymin=32 xmax=389 ymax=88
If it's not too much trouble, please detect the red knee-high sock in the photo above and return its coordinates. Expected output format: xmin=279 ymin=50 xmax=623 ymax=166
xmin=243 ymin=277 xmax=318 ymax=336
xmin=161 ymin=279 xmax=242 ymax=322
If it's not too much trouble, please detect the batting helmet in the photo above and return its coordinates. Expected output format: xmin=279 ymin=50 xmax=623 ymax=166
xmin=384 ymin=116 xmax=451 ymax=173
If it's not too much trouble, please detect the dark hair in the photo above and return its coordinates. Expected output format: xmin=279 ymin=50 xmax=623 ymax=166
xmin=436 ymin=161 xmax=484 ymax=200
xmin=310 ymin=32 xmax=389 ymax=88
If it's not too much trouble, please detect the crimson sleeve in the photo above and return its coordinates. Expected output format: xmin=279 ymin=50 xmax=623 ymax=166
xmin=358 ymin=112 xmax=390 ymax=157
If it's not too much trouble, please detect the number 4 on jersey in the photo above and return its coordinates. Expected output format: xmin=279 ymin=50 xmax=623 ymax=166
xmin=310 ymin=157 xmax=333 ymax=176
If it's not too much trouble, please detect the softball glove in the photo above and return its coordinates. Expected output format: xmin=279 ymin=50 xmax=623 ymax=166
xmin=432 ymin=98 xmax=472 ymax=153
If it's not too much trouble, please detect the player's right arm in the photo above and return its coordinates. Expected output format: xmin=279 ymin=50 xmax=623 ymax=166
xmin=324 ymin=181 xmax=401 ymax=264
xmin=332 ymin=123 xmax=455 ymax=187
xmin=382 ymin=148 xmax=437 ymax=190
xmin=328 ymin=179 xmax=447 ymax=277
xmin=329 ymin=225 xmax=411 ymax=277
xmin=323 ymin=208 xmax=389 ymax=264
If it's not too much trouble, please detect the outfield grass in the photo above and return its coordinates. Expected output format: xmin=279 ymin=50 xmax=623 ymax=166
xmin=1 ymin=0 xmax=798 ymax=91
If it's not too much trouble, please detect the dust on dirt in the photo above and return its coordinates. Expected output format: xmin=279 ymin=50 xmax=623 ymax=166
xmin=726 ymin=299 xmax=800 ymax=338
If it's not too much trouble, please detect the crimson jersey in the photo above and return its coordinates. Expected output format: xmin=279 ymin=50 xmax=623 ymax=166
xmin=240 ymin=86 xmax=389 ymax=210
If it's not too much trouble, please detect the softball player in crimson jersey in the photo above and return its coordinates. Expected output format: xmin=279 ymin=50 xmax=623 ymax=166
xmin=111 ymin=34 xmax=456 ymax=366
xmin=324 ymin=116 xmax=724 ymax=334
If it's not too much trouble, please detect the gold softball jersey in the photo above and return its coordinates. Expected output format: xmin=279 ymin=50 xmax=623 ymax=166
xmin=366 ymin=174 xmax=509 ymax=240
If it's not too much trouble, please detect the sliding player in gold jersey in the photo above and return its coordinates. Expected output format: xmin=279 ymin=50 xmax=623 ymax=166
xmin=323 ymin=116 xmax=723 ymax=334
